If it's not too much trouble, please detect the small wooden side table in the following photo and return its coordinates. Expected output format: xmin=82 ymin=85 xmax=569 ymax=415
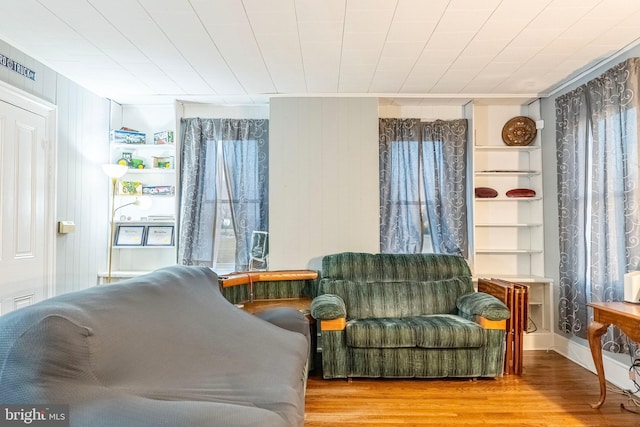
xmin=587 ymin=302 xmax=640 ymax=408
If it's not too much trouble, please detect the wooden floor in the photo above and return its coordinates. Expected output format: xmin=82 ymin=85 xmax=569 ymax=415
xmin=304 ymin=351 xmax=640 ymax=426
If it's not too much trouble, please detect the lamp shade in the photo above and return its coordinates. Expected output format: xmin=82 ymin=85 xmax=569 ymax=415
xmin=102 ymin=164 xmax=128 ymax=179
xmin=136 ymin=196 xmax=153 ymax=210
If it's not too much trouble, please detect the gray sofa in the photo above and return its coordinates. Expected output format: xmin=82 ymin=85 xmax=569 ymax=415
xmin=0 ymin=265 xmax=309 ymax=427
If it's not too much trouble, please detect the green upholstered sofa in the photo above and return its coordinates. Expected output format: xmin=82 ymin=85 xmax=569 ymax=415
xmin=310 ymin=252 xmax=510 ymax=380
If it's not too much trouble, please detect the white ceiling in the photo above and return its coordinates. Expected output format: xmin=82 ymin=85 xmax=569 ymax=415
xmin=1 ymin=0 xmax=640 ymax=105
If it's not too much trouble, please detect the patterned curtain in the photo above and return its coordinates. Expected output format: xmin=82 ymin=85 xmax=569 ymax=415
xmin=379 ymin=118 xmax=423 ymax=253
xmin=221 ymin=119 xmax=269 ymax=271
xmin=556 ymin=57 xmax=640 ymax=350
xmin=178 ymin=118 xmax=217 ymax=266
xmin=178 ymin=118 xmax=269 ymax=271
xmin=379 ymin=118 xmax=468 ymax=256
xmin=422 ymin=119 xmax=468 ymax=257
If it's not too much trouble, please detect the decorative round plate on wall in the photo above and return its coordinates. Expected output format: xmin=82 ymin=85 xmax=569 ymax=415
xmin=501 ymin=116 xmax=537 ymax=146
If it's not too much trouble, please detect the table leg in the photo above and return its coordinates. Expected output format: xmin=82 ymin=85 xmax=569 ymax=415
xmin=587 ymin=320 xmax=610 ymax=409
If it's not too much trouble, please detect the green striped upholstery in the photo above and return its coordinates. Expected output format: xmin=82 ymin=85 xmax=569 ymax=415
xmin=319 ymin=278 xmax=473 ymax=319
xmin=314 ymin=252 xmax=508 ymax=379
xmin=321 ymin=252 xmax=471 ymax=282
xmin=221 ymin=279 xmax=314 ymax=305
xmin=457 ymin=292 xmax=511 ymax=321
xmin=310 ymin=294 xmax=346 ymax=320
xmin=348 ymin=347 xmax=486 ymax=378
xmin=346 ymin=315 xmax=485 ymax=349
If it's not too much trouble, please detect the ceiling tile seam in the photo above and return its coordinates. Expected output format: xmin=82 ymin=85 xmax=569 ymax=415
xmin=34 ymin=0 xmax=154 ymax=94
xmin=540 ymin=1 xmax=640 ymax=95
xmin=187 ymin=0 xmax=246 ymax=96
xmin=364 ymin=0 xmax=400 ymax=93
xmin=546 ymin=35 xmax=640 ymax=97
xmin=335 ymin=0 xmax=348 ymax=93
xmin=453 ymin=0 xmax=553 ymax=95
xmin=293 ymin=0 xmax=309 ymax=93
xmin=240 ymin=0 xmax=277 ymax=95
xmin=86 ymin=0 xmax=176 ymax=93
xmin=394 ymin=0 xmax=453 ymax=94
xmin=412 ymin=0 xmax=526 ymax=94
xmin=138 ymin=0 xmax=217 ymax=96
xmin=474 ymin=0 xmax=600 ymax=95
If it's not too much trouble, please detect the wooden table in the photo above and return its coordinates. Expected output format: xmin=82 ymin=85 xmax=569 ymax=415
xmin=587 ymin=302 xmax=640 ymax=408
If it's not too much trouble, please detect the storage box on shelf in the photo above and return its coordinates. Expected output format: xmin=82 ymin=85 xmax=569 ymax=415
xmin=471 ymin=102 xmax=552 ymax=350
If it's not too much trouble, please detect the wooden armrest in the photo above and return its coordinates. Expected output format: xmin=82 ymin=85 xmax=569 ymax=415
xmin=218 ymin=270 xmax=318 ymax=288
xmin=475 ymin=316 xmax=507 ymax=330
xmin=320 ymin=318 xmax=346 ymax=331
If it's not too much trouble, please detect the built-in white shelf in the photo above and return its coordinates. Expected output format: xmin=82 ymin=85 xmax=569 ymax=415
xmin=470 ymin=101 xmax=552 ymax=350
xmin=114 ymin=245 xmax=175 ymax=249
xmin=107 ymin=106 xmax=178 ymax=281
xmin=122 ymin=168 xmax=175 ymax=175
xmin=475 ymin=249 xmax=543 ymax=254
xmin=474 ymin=145 xmax=540 ymax=152
xmin=475 ymin=223 xmax=543 ymax=227
xmin=474 ymin=197 xmax=542 ymax=202
xmin=474 ymin=171 xmax=541 ymax=176
xmin=472 ymin=275 xmax=552 ymax=283
xmin=112 ymin=143 xmax=176 ymax=150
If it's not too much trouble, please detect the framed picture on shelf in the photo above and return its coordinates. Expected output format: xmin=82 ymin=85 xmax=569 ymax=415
xmin=115 ymin=225 xmax=145 ymax=246
xmin=145 ymin=225 xmax=174 ymax=246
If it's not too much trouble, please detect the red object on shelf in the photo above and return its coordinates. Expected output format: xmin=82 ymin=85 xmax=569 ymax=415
xmin=475 ymin=187 xmax=498 ymax=198
xmin=506 ymin=188 xmax=536 ymax=198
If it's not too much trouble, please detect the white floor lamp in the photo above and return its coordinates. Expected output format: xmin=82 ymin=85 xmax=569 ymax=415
xmin=102 ymin=164 xmax=127 ymax=283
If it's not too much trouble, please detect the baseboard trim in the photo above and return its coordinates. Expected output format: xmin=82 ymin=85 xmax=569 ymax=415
xmin=552 ymin=333 xmax=635 ymax=392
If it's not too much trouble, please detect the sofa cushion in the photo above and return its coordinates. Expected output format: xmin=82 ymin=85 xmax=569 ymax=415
xmin=321 ymin=252 xmax=471 ymax=282
xmin=413 ymin=315 xmax=485 ymax=348
xmin=346 ymin=315 xmax=485 ymax=349
xmin=319 ymin=278 xmax=474 ymax=319
xmin=346 ymin=317 xmax=417 ymax=348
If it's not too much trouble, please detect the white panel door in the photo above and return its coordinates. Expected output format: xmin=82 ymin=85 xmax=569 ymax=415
xmin=0 ymin=98 xmax=50 ymax=314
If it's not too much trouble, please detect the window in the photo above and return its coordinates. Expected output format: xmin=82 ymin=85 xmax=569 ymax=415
xmin=179 ymin=118 xmax=269 ymax=273
xmin=379 ymin=118 xmax=468 ymax=256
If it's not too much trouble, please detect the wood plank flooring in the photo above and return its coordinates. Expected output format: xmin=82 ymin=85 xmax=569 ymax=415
xmin=304 ymin=350 xmax=640 ymax=426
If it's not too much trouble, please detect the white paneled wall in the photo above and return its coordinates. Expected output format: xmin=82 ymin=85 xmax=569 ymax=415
xmin=269 ymin=97 xmax=379 ymax=270
xmin=55 ymin=77 xmax=110 ymax=293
